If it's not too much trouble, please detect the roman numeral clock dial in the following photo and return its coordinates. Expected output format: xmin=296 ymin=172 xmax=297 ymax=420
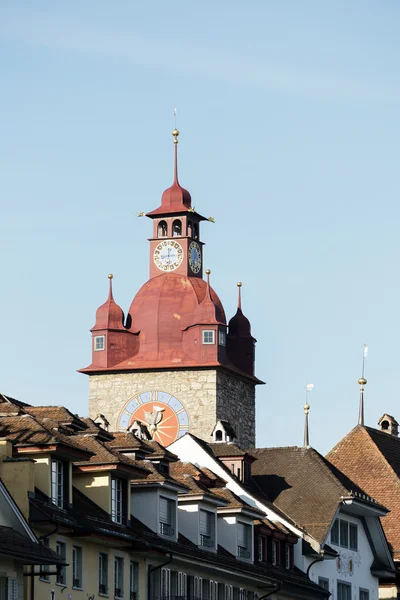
xmin=117 ymin=391 xmax=189 ymax=445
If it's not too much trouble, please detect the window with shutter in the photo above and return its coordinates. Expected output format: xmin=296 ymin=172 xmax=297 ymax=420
xmin=178 ymin=572 xmax=187 ymax=599
xmin=224 ymin=585 xmax=233 ymax=600
xmin=159 ymin=497 xmax=174 ymax=536
xmin=210 ymin=582 xmax=217 ymax=600
xmin=51 ymin=460 xmax=64 ymax=507
xmin=56 ymin=541 xmax=67 ymax=584
xmin=7 ymin=579 xmax=17 ymax=600
xmin=161 ymin=568 xmax=170 ymax=600
xmin=111 ymin=478 xmax=123 ymax=524
xmin=194 ymin=577 xmax=203 ymax=600
xmin=129 ymin=562 xmax=139 ymax=600
xmin=99 ymin=553 xmax=109 ymax=595
xmin=199 ymin=510 xmax=214 ymax=547
xmin=114 ymin=557 xmax=124 ymax=598
xmin=237 ymin=523 xmax=251 ymax=558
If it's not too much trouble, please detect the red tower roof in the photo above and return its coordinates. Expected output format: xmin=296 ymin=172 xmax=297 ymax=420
xmin=146 ymin=129 xmax=206 ymax=220
xmin=187 ymin=270 xmax=225 ymax=328
xmin=228 ymin=282 xmax=254 ymax=340
xmin=92 ymin=275 xmax=125 ymax=332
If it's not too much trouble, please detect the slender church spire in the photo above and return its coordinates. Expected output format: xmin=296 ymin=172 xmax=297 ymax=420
xmin=358 ymin=344 xmax=368 ymax=426
xmin=303 ymin=384 xmax=314 ymax=448
xmin=172 ymin=128 xmax=179 ymax=183
xmin=237 ymin=281 xmax=242 ymax=310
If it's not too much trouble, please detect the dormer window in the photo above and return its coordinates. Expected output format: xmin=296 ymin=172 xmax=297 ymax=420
xmin=159 ymin=496 xmax=175 ymax=537
xmin=94 ymin=335 xmax=105 ymax=351
xmin=218 ymin=330 xmax=226 ymax=346
xmin=51 ymin=459 xmax=65 ymax=508
xmin=199 ymin=509 xmax=215 ymax=548
xmin=111 ymin=477 xmax=123 ymax=524
xmin=237 ymin=522 xmax=251 ymax=559
xmin=202 ymin=330 xmax=215 ymax=345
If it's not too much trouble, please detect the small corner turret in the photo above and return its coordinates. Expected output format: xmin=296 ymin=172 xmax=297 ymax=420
xmin=227 ymin=282 xmax=256 ymax=377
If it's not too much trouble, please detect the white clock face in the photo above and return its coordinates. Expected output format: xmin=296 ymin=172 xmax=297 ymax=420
xmin=153 ymin=240 xmax=184 ymax=271
xmin=188 ymin=241 xmax=202 ymax=274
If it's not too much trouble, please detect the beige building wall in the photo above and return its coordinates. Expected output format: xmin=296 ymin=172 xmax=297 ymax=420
xmin=74 ymin=472 xmax=111 ymax=513
xmin=34 ymin=535 xmax=145 ymax=600
xmin=88 ymin=368 xmax=256 ymax=447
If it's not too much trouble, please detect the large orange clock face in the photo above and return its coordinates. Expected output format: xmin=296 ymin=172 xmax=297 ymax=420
xmin=117 ymin=391 xmax=189 ymax=446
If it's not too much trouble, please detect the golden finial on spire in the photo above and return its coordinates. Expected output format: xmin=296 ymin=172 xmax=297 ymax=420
xmin=205 ymin=269 xmax=211 ymax=275
xmin=358 ymin=344 xmax=368 ymax=426
xmin=237 ymin=281 xmax=242 ymax=287
xmin=172 ymin=129 xmax=179 ymax=144
xmin=108 ymin=273 xmax=113 ymax=279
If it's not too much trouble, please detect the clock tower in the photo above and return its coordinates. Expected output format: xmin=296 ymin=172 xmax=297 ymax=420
xmin=79 ymin=130 xmax=263 ymax=448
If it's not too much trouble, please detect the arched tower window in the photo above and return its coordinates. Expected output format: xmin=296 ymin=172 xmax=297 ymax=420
xmin=172 ymin=219 xmax=182 ymax=237
xmin=157 ymin=220 xmax=167 ymax=238
xmin=187 ymin=220 xmax=193 ymax=237
xmin=381 ymin=420 xmax=389 ymax=430
xmin=193 ymin=222 xmax=199 ymax=240
xmin=215 ymin=430 xmax=223 ymax=442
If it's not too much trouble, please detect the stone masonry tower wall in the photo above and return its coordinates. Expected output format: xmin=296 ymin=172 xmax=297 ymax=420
xmin=88 ymin=368 xmax=255 ymax=448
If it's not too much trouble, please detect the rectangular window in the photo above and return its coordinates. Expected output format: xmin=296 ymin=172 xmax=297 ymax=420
xmin=51 ymin=460 xmax=64 ymax=508
xmin=285 ymin=544 xmax=292 ymax=569
xmin=114 ymin=557 xmax=124 ymax=599
xmin=7 ymin=579 xmax=17 ymax=600
xmin=73 ymin=546 xmax=83 ymax=589
xmin=218 ymin=330 xmax=226 ymax=346
xmin=331 ymin=519 xmax=339 ymax=544
xmin=99 ymin=553 xmax=109 ymax=596
xmin=178 ymin=572 xmax=187 ymax=600
xmin=237 ymin=522 xmax=251 ymax=559
xmin=340 ymin=519 xmax=349 ymax=548
xmin=239 ymin=590 xmax=247 ymax=600
xmin=202 ymin=330 xmax=215 ymax=345
xmin=194 ymin=577 xmax=203 ymax=600
xmin=318 ymin=578 xmax=329 ymax=591
xmin=39 ymin=539 xmax=51 ymax=582
xmin=258 ymin=535 xmax=265 ymax=561
xmin=161 ymin=568 xmax=170 ymax=600
xmin=210 ymin=582 xmax=217 ymax=600
xmin=95 ymin=335 xmax=106 ymax=351
xmin=199 ymin=510 xmax=215 ymax=548
xmin=111 ymin=478 xmax=123 ymax=524
xmin=360 ymin=590 xmax=369 ymax=600
xmin=129 ymin=562 xmax=139 ymax=600
xmin=56 ymin=541 xmax=67 ymax=585
xmin=272 ymin=540 xmax=279 ymax=566
xmin=159 ymin=496 xmax=175 ymax=536
xmin=349 ymin=523 xmax=358 ymax=551
xmin=224 ymin=586 xmax=233 ymax=600
xmin=337 ymin=582 xmax=351 ymax=600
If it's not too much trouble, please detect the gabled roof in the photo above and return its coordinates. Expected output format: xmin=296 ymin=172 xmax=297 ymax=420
xmin=327 ymin=424 xmax=400 ymax=560
xmin=249 ymin=446 xmax=385 ymax=545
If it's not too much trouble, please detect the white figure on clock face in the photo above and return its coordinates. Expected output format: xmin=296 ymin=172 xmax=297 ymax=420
xmin=154 ymin=240 xmax=184 ymax=271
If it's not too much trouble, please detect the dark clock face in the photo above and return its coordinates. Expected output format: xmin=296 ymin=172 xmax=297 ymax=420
xmin=117 ymin=391 xmax=189 ymax=445
xmin=189 ymin=241 xmax=201 ymax=274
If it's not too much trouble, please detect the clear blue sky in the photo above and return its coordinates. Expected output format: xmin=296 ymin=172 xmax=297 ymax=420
xmin=1 ymin=1 xmax=400 ymax=454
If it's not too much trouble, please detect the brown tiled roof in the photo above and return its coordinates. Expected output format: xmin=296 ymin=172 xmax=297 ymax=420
xmin=79 ymin=418 xmax=114 ymax=440
xmin=209 ymin=443 xmax=251 ymax=458
xmin=212 ymin=486 xmax=266 ymax=516
xmin=107 ymin=432 xmax=145 ymax=451
xmin=0 ymin=393 xmax=31 ymax=408
xmin=250 ymin=446 xmax=381 ymax=545
xmin=142 ymin=440 xmax=178 ymax=460
xmin=327 ymin=425 xmax=400 ymax=559
xmin=0 ymin=415 xmax=90 ymax=455
xmin=130 ymin=460 xmax=189 ymax=488
xmin=0 ymin=526 xmax=65 ymax=565
xmin=72 ymin=435 xmax=150 ymax=474
xmin=25 ymin=406 xmax=87 ymax=430
xmin=0 ymin=404 xmax=26 ymax=416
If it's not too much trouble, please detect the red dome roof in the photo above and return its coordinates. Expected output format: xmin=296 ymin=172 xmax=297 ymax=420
xmin=127 ymin=274 xmax=226 ymax=360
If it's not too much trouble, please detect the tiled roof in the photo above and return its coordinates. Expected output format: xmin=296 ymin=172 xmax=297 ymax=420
xmin=25 ymin=406 xmax=87 ymax=430
xmin=0 ymin=525 xmax=64 ymax=565
xmin=212 ymin=486 xmax=266 ymax=516
xmin=209 ymin=443 xmax=251 ymax=458
xmin=250 ymin=446 xmax=380 ymax=545
xmin=72 ymin=435 xmax=150 ymax=474
xmin=327 ymin=425 xmax=400 ymax=559
xmin=131 ymin=460 xmax=189 ymax=489
xmin=0 ymin=393 xmax=31 ymax=408
xmin=107 ymin=432 xmax=145 ymax=451
xmin=0 ymin=415 xmax=91 ymax=456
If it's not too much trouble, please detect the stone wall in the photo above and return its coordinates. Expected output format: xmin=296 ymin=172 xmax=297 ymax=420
xmin=216 ymin=371 xmax=256 ymax=448
xmin=88 ymin=368 xmax=255 ymax=447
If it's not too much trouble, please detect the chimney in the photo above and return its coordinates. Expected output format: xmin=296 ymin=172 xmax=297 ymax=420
xmin=378 ymin=414 xmax=399 ymax=437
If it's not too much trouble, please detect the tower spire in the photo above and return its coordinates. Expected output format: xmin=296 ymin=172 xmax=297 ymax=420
xmin=303 ymin=384 xmax=314 ymax=448
xmin=358 ymin=344 xmax=368 ymax=426
xmin=172 ymin=128 xmax=179 ymax=184
xmin=108 ymin=273 xmax=114 ymax=300
xmin=237 ymin=281 xmax=242 ymax=310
